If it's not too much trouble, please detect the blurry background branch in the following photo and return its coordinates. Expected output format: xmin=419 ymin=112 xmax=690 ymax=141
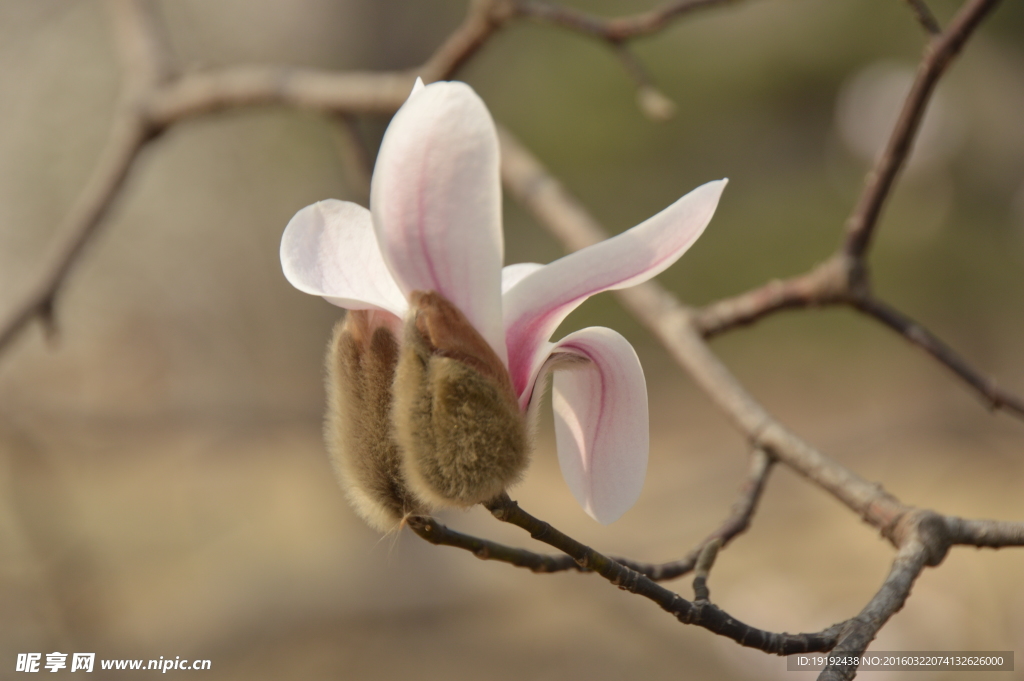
xmin=689 ymin=0 xmax=1023 ymax=423
xmin=1 ymin=0 xmax=1021 ymax=679
xmin=902 ymin=0 xmax=941 ymax=35
xmin=513 ymin=0 xmax=741 ymax=40
xmin=0 ymin=0 xmax=750 ymax=357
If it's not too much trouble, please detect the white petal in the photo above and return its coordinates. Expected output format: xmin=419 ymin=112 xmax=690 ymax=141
xmin=503 ymin=179 xmax=726 ymax=397
xmin=547 ymin=327 xmax=648 ymax=524
xmin=501 ymin=262 xmax=543 ymax=294
xmin=280 ymin=200 xmax=407 ymax=316
xmin=371 ymin=80 xmax=506 ymax=363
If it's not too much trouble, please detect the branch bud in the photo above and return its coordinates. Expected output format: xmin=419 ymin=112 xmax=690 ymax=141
xmin=393 ymin=291 xmax=529 ymax=509
xmin=325 ymin=310 xmax=426 ymax=532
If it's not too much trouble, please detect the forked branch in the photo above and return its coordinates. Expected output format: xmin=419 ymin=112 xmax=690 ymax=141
xmin=407 ymin=447 xmax=775 ymax=581
xmin=843 ymin=0 xmax=1002 ymax=258
xmin=686 ymin=0 xmax=1022 ymax=422
xmin=486 ymin=493 xmax=847 ymax=655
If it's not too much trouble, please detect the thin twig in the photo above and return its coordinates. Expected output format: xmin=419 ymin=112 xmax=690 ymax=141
xmin=0 ymin=0 xmax=165 ymax=354
xmin=843 ymin=0 xmax=1002 ymax=257
xmin=902 ymin=0 xmax=942 ymax=35
xmin=851 ymin=296 xmax=1024 ymax=418
xmin=407 ymin=515 xmax=582 ymax=573
xmin=407 ymin=514 xmax=677 ymax=578
xmin=691 ymin=538 xmax=721 ymax=601
xmin=612 ymin=44 xmax=678 ymax=121
xmin=0 ymin=114 xmax=151 ymax=353
xmin=514 ymin=0 xmax=741 ymax=42
xmin=419 ymin=0 xmax=516 ymax=82
xmin=615 ymin=447 xmax=774 ymax=581
xmin=694 ymin=1 xmax=1002 ymax=333
xmin=106 ymin=0 xmax=174 ymax=88
xmin=512 ymin=0 xmax=734 ymax=117
xmin=905 ymin=0 xmax=942 ymax=34
xmin=691 ymin=255 xmax=852 ymax=338
xmin=487 ymin=494 xmax=848 ymax=654
xmin=144 ymin=67 xmax=414 ymax=126
xmin=0 ymin=0 xmax=756 ymax=360
xmin=408 ymin=448 xmax=773 ymax=581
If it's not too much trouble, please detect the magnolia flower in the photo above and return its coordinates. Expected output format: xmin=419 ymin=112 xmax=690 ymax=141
xmin=281 ymin=79 xmax=725 ymax=526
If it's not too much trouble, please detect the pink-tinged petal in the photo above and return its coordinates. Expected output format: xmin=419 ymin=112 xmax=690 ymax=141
xmin=503 ymin=179 xmax=726 ymax=397
xmin=281 ymin=200 xmax=407 ymax=317
xmin=502 ymin=262 xmax=543 ymax=294
xmin=371 ymin=81 xmax=506 ymax=363
xmin=546 ymin=327 xmax=648 ymax=524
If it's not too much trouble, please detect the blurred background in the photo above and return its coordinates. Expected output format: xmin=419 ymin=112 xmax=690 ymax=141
xmin=1 ymin=1 xmax=1023 ymax=679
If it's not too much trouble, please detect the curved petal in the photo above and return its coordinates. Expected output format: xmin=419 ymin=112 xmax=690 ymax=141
xmin=503 ymin=179 xmax=726 ymax=397
xmin=371 ymin=80 xmax=506 ymax=363
xmin=501 ymin=262 xmax=543 ymax=294
xmin=545 ymin=327 xmax=648 ymax=524
xmin=281 ymin=200 xmax=407 ymax=317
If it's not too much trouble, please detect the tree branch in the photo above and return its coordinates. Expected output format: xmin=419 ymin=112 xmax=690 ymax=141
xmin=408 ymin=448 xmax=774 ymax=582
xmin=842 ymin=0 xmax=1002 ymax=258
xmin=851 ymin=296 xmax=1024 ymax=418
xmin=0 ymin=114 xmax=150 ymax=353
xmin=420 ymin=0 xmax=516 ymax=81
xmin=694 ymin=0 xmax=1003 ymax=329
xmin=0 ymin=0 xmax=166 ymax=355
xmin=818 ymin=541 xmax=931 ymax=681
xmin=487 ymin=494 xmax=848 ymax=655
xmin=678 ymin=0 xmax=1023 ymax=424
xmin=106 ymin=0 xmax=174 ymax=88
xmin=691 ymin=254 xmax=851 ymax=338
xmin=945 ymin=516 xmax=1024 ymax=548
xmin=514 ymin=0 xmax=742 ymax=42
xmin=510 ymin=0 xmax=739 ymax=118
xmin=613 ymin=447 xmax=774 ymax=581
xmin=407 ymin=515 xmax=582 ymax=573
xmin=144 ymin=67 xmax=414 ymax=126
xmin=901 ymin=0 xmax=941 ymax=35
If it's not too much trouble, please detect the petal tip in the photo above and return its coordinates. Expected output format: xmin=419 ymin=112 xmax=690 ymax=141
xmin=689 ymin=177 xmax=728 ymax=213
xmin=586 ymin=504 xmax=628 ymax=525
xmin=705 ymin=177 xmax=729 ymax=193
